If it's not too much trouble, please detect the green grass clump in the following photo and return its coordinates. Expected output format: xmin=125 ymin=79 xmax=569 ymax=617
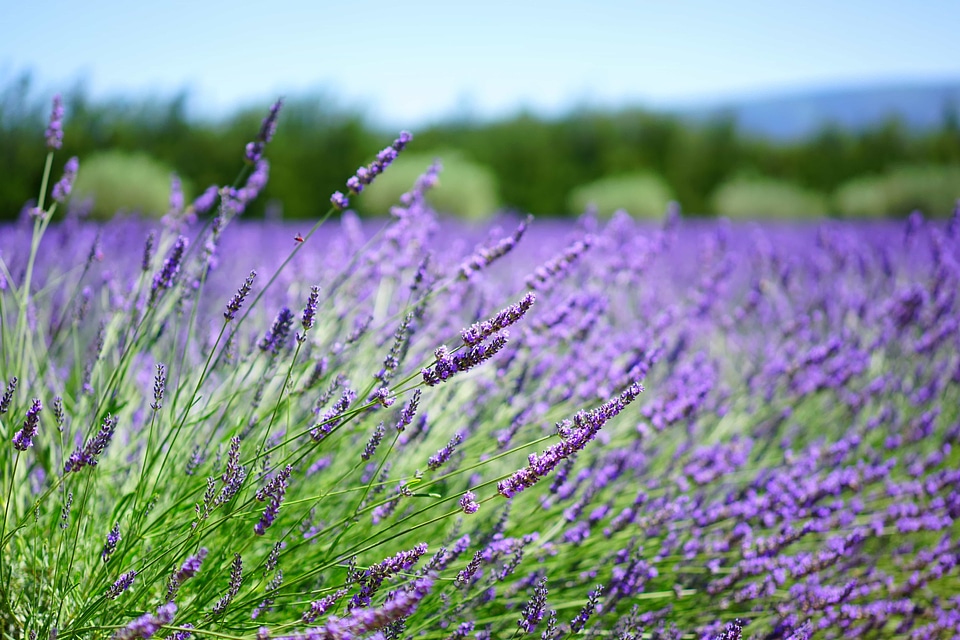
xmin=710 ymin=174 xmax=828 ymax=219
xmin=832 ymin=164 xmax=960 ymax=218
xmin=71 ymin=150 xmax=182 ymax=219
xmin=567 ymin=173 xmax=675 ymax=218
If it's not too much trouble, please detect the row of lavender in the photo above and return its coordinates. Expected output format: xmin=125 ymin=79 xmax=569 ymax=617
xmin=0 ymin=99 xmax=958 ymax=640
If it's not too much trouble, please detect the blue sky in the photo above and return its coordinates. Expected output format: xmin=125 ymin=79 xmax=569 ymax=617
xmin=2 ymin=0 xmax=959 ymax=127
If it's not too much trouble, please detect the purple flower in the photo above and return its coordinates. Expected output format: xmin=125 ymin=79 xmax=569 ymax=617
xmin=428 ymin=432 xmax=463 ymax=470
xmin=101 ymin=522 xmax=121 ymax=562
xmin=259 ymin=306 xmax=294 ymax=354
xmin=141 ymin=232 xmax=156 ymax=272
xmin=64 ymin=414 xmax=119 ymax=472
xmin=300 ymin=285 xmax=320 ymax=333
xmin=525 ymin=236 xmax=592 ymax=291
xmin=45 ymin=94 xmax=64 ymax=149
xmin=107 ymin=570 xmax=136 ymax=599
xmin=245 ymin=99 xmax=284 ymax=163
xmin=518 ymin=576 xmax=548 ymax=633
xmin=458 ymin=215 xmax=531 ymax=279
xmin=255 ymin=465 xmax=292 ymax=535
xmin=362 ymin=422 xmax=385 ymax=461
xmin=459 ymin=491 xmax=479 ymax=514
xmin=396 ymin=389 xmax=421 ymax=432
xmin=498 ymin=383 xmax=643 ymax=498
xmin=150 ymin=363 xmax=166 ymax=412
xmin=302 ymin=589 xmax=348 ymax=624
xmin=167 ymin=548 xmax=208 ymax=601
xmin=52 ymin=156 xmax=79 ymax=203
xmin=192 ymin=184 xmax=219 ymax=214
xmin=331 ymin=191 xmax=350 ymax=210
xmin=460 ymin=292 xmax=536 ymax=346
xmin=344 ymin=131 xmax=413 ymax=195
xmin=225 ymin=270 xmax=257 ymax=321
xmin=311 ymin=388 xmax=356 ymax=441
xmin=12 ymin=398 xmax=41 ymax=451
xmin=112 ymin=602 xmax=176 ymax=640
xmin=150 ymin=236 xmax=188 ymax=304
xmin=349 ymin=543 xmax=429 ymax=609
xmin=0 ymin=376 xmax=17 ymax=415
xmin=213 ymin=553 xmax=243 ymax=616
xmin=421 ymin=333 xmax=510 ymax=387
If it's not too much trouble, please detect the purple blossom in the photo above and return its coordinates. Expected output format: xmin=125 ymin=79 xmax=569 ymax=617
xmin=150 ymin=236 xmax=188 ymax=304
xmin=518 ymin=576 xmax=548 ymax=633
xmin=349 ymin=542 xmax=429 ymax=609
xmin=246 ymin=99 xmax=284 ymax=163
xmin=459 ymin=491 xmax=479 ymax=514
xmin=45 ymin=94 xmax=64 ymax=149
xmin=259 ymin=306 xmax=294 ymax=354
xmin=12 ymin=398 xmax=41 ymax=451
xmin=498 ymin=383 xmax=643 ymax=498
xmin=52 ymin=156 xmax=79 ymax=203
xmin=150 ymin=363 xmax=166 ymax=411
xmin=0 ymin=376 xmax=17 ymax=415
xmin=213 ymin=553 xmax=244 ymax=616
xmin=460 ymin=292 xmax=536 ymax=346
xmin=255 ymin=465 xmax=292 ymax=535
xmin=421 ymin=333 xmax=510 ymax=386
xmin=395 ymin=390 xmax=421 ymax=432
xmin=225 ymin=270 xmax=257 ymax=321
xmin=331 ymin=191 xmax=350 ymax=210
xmin=344 ymin=131 xmax=413 ymax=195
xmin=167 ymin=548 xmax=208 ymax=601
xmin=107 ymin=571 xmax=136 ymax=599
xmin=302 ymin=589 xmax=348 ymax=624
xmin=457 ymin=215 xmax=532 ymax=279
xmin=192 ymin=184 xmax=219 ymax=213
xmin=428 ymin=432 xmax=463 ymax=470
xmin=300 ymin=285 xmax=320 ymax=333
xmin=64 ymin=414 xmax=119 ymax=472
xmin=362 ymin=422 xmax=385 ymax=461
xmin=101 ymin=522 xmax=121 ymax=562
xmin=112 ymin=602 xmax=176 ymax=640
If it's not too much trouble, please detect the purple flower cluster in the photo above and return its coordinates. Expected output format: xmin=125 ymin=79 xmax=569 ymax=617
xmin=460 ymin=292 xmax=536 ymax=346
xmin=259 ymin=306 xmax=295 ymax=354
xmin=349 ymin=542 xmax=429 ymax=609
xmin=64 ymin=414 xmax=119 ymax=472
xmin=12 ymin=398 xmax=41 ymax=451
xmin=107 ymin=570 xmax=137 ymax=599
xmin=331 ymin=131 xmax=412 ymax=210
xmin=112 ymin=602 xmax=176 ymax=640
xmin=149 ymin=236 xmax=188 ymax=304
xmin=255 ymin=465 xmax=292 ymax=535
xmin=167 ymin=548 xmax=208 ymax=601
xmin=246 ymin=99 xmax=283 ymax=164
xmin=101 ymin=522 xmax=121 ymax=562
xmin=421 ymin=334 xmax=510 ymax=386
xmin=45 ymin=94 xmax=64 ymax=149
xmin=498 ymin=383 xmax=643 ymax=498
xmin=459 ymin=491 xmax=479 ymax=514
xmin=52 ymin=156 xmax=79 ymax=203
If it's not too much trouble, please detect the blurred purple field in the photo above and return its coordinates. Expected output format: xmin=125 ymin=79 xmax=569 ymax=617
xmin=2 ymin=105 xmax=959 ymax=638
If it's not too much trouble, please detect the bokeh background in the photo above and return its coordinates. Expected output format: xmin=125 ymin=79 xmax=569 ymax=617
xmin=2 ymin=0 xmax=959 ymax=221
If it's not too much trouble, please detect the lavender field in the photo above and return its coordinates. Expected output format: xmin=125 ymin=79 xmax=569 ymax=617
xmin=1 ymin=100 xmax=959 ymax=639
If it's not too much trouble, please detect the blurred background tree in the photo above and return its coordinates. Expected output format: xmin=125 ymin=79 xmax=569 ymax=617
xmin=1 ymin=74 xmax=958 ymax=221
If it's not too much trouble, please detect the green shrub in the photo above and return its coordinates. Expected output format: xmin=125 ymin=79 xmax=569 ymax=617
xmin=567 ymin=173 xmax=674 ymax=218
xmin=710 ymin=175 xmax=828 ymax=219
xmin=358 ymin=151 xmax=499 ymax=220
xmin=71 ymin=150 xmax=180 ymax=219
xmin=833 ymin=164 xmax=960 ymax=218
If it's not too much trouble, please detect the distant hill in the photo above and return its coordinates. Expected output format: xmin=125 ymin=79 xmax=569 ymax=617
xmin=675 ymin=81 xmax=960 ymax=140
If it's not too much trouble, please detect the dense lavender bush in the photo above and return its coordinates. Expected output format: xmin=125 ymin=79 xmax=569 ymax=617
xmin=0 ymin=95 xmax=958 ymax=640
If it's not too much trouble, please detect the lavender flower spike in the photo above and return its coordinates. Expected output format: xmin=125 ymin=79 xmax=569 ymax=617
xmin=259 ymin=306 xmax=294 ymax=354
xmin=330 ymin=191 xmax=350 ymax=210
xmin=101 ymin=522 xmax=121 ymax=562
xmin=112 ymin=602 xmax=176 ymax=640
xmin=0 ymin=376 xmax=17 ymax=414
xmin=497 ymin=382 xmax=643 ymax=498
xmin=13 ymin=398 xmax=42 ymax=451
xmin=167 ymin=548 xmax=209 ymax=601
xmin=52 ymin=157 xmax=79 ymax=203
xmin=421 ymin=333 xmax=510 ymax=387
xmin=45 ymin=94 xmax=64 ymax=150
xmin=107 ymin=571 xmax=137 ymax=599
xmin=461 ymin=292 xmax=536 ymax=346
xmin=459 ymin=491 xmax=479 ymax=514
xmin=344 ymin=131 xmax=413 ymax=195
xmin=299 ymin=285 xmax=320 ymax=340
xmin=255 ymin=465 xmax=292 ymax=535
xmin=150 ymin=236 xmax=188 ymax=304
xmin=225 ymin=270 xmax=256 ymax=321
xmin=245 ymin=99 xmax=284 ymax=164
xmin=64 ymin=414 xmax=119 ymax=472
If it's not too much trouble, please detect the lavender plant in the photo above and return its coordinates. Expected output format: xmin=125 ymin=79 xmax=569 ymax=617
xmin=0 ymin=93 xmax=958 ymax=640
